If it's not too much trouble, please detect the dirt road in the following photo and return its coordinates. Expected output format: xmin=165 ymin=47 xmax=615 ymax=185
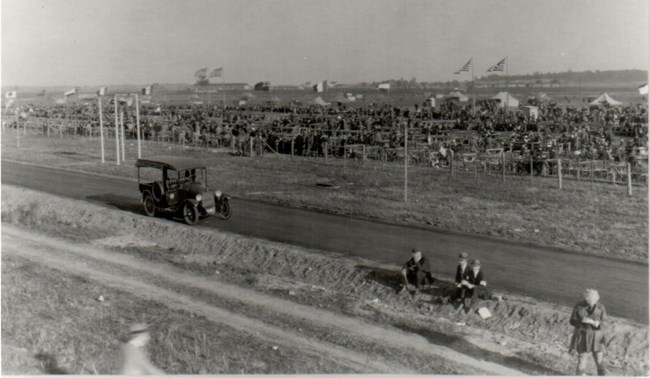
xmin=2 ymin=224 xmax=525 ymax=375
xmin=2 ymin=160 xmax=647 ymax=323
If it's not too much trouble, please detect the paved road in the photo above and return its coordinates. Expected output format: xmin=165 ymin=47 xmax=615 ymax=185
xmin=2 ymin=160 xmax=648 ymax=323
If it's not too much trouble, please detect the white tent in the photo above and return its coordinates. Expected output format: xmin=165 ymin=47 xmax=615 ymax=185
xmin=521 ymin=106 xmax=539 ymax=120
xmin=589 ymin=93 xmax=622 ymax=107
xmin=447 ymin=91 xmax=469 ymax=102
xmin=490 ymin=92 xmax=519 ymax=108
xmin=309 ymin=96 xmax=330 ymax=106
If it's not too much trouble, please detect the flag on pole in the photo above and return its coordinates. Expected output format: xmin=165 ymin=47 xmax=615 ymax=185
xmin=142 ymin=85 xmax=153 ymax=95
xmin=377 ymin=83 xmax=391 ymax=91
xmin=209 ymin=67 xmax=223 ymax=78
xmin=194 ymin=68 xmax=208 ymax=78
xmin=639 ymin=83 xmax=648 ymax=96
xmin=454 ymin=59 xmax=472 ymax=74
xmin=5 ymin=91 xmax=17 ymax=99
xmin=313 ymin=80 xmax=327 ymax=93
xmin=64 ymin=88 xmax=77 ymax=97
xmin=97 ymin=87 xmax=108 ymax=96
xmin=487 ymin=58 xmax=506 ymax=72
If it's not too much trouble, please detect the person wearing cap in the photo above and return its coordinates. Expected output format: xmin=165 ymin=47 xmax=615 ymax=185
xmin=459 ymin=259 xmax=492 ymax=310
xmin=448 ymin=252 xmax=471 ymax=303
xmin=401 ymin=249 xmax=435 ymax=291
xmin=120 ymin=323 xmax=165 ymax=375
xmin=569 ymin=289 xmax=607 ymax=376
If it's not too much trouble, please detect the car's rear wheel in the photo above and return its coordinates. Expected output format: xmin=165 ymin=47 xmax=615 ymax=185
xmin=143 ymin=194 xmax=156 ymax=217
xmin=183 ymin=203 xmax=198 ymax=225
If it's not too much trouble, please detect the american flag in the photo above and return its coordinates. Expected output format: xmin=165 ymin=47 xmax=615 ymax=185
xmin=487 ymin=57 xmax=506 ymax=73
xmin=209 ymin=67 xmax=223 ymax=78
xmin=194 ymin=67 xmax=208 ymax=78
xmin=454 ymin=59 xmax=472 ymax=74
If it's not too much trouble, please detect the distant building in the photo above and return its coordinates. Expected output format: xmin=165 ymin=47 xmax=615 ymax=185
xmin=271 ymin=85 xmax=305 ymax=91
xmin=254 ymin=81 xmax=271 ymax=91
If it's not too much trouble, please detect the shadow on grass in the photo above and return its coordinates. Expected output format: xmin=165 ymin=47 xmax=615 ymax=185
xmin=34 ymin=352 xmax=68 ymax=374
xmin=356 ymin=264 xmax=456 ymax=297
xmin=392 ymin=323 xmax=564 ymax=375
xmin=86 ymin=194 xmax=144 ymax=215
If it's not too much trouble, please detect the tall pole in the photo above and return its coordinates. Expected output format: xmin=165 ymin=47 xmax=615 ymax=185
xmin=471 ymin=57 xmax=476 ymax=115
xmin=114 ymin=96 xmax=120 ymax=165
xmin=98 ymin=97 xmax=105 ymax=163
xmin=134 ymin=94 xmax=141 ymax=158
xmin=404 ymin=119 xmax=408 ymax=202
xmin=120 ymin=110 xmax=126 ymax=162
xmin=222 ymin=69 xmax=226 ymax=110
xmin=15 ymin=111 xmax=20 ymax=148
xmin=505 ymin=57 xmax=509 ymax=115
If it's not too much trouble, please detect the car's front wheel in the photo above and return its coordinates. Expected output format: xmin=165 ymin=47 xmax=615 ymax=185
xmin=183 ymin=202 xmax=198 ymax=225
xmin=143 ymin=194 xmax=156 ymax=217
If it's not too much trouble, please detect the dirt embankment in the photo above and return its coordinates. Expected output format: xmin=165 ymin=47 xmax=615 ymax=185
xmin=1 ymin=185 xmax=648 ymax=375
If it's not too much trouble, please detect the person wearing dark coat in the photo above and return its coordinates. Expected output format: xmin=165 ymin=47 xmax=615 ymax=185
xmin=448 ymin=252 xmax=470 ymax=303
xmin=460 ymin=259 xmax=492 ymax=309
xmin=401 ymin=249 xmax=435 ymax=290
xmin=569 ymin=289 xmax=607 ymax=376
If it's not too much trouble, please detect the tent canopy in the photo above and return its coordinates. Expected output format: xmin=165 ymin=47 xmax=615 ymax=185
xmin=447 ymin=91 xmax=469 ymax=102
xmin=489 ymin=92 xmax=519 ymax=108
xmin=309 ymin=96 xmax=330 ymax=106
xmin=589 ymin=93 xmax=622 ymax=107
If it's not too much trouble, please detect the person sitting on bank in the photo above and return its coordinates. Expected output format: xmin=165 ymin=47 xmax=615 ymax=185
xmin=460 ymin=259 xmax=492 ymax=310
xmin=448 ymin=252 xmax=471 ymax=303
xmin=401 ymin=249 xmax=435 ymax=291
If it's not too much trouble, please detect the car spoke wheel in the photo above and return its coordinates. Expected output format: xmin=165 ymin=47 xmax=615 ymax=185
xmin=183 ymin=203 xmax=198 ymax=225
xmin=143 ymin=194 xmax=156 ymax=217
xmin=218 ymin=198 xmax=232 ymax=220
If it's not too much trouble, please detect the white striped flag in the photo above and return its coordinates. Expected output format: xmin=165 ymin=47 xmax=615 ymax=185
xmin=377 ymin=83 xmax=391 ymax=91
xmin=313 ymin=80 xmax=327 ymax=93
xmin=5 ymin=91 xmax=17 ymax=99
xmin=454 ymin=59 xmax=472 ymax=74
xmin=209 ymin=67 xmax=223 ymax=78
xmin=487 ymin=58 xmax=506 ymax=72
xmin=115 ymin=95 xmax=133 ymax=106
xmin=142 ymin=85 xmax=152 ymax=95
xmin=194 ymin=67 xmax=208 ymax=78
xmin=64 ymin=88 xmax=77 ymax=97
xmin=97 ymin=87 xmax=108 ymax=96
xmin=639 ymin=83 xmax=648 ymax=96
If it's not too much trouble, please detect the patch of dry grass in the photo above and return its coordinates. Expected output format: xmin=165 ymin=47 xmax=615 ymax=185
xmin=1 ymin=255 xmax=354 ymax=374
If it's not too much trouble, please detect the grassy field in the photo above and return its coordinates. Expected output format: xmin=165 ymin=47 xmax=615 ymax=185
xmin=2 ymin=131 xmax=648 ymax=261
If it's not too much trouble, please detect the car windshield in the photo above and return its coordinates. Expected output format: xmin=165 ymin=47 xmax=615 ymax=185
xmin=171 ymin=168 xmax=206 ymax=186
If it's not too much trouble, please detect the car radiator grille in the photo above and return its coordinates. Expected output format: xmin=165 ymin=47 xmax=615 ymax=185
xmin=201 ymin=192 xmax=215 ymax=208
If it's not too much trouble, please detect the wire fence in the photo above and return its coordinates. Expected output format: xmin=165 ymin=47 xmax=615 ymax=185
xmin=4 ymin=116 xmax=648 ymax=194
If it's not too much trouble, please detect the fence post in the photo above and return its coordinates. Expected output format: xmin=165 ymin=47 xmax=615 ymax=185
xmin=530 ymin=154 xmax=534 ymax=185
xmin=449 ymin=150 xmax=454 ymax=176
xmin=502 ymin=152 xmax=506 ymax=182
xmin=627 ymin=163 xmax=632 ymax=196
xmin=611 ymin=168 xmax=616 ymax=184
xmin=577 ymin=167 xmax=581 ymax=181
xmin=291 ymin=138 xmax=295 ymax=159
xmin=250 ymin=137 xmax=254 ymax=158
xmin=474 ymin=159 xmax=478 ymax=180
xmin=558 ymin=159 xmax=563 ymax=189
xmin=324 ymin=142 xmax=328 ymax=162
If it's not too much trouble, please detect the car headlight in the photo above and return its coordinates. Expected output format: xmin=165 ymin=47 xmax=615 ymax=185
xmin=195 ymin=194 xmax=202 ymax=202
xmin=214 ymin=190 xmax=222 ymax=198
xmin=169 ymin=193 xmax=175 ymax=200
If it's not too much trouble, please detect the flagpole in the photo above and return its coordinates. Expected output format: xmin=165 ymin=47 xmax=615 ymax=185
xmin=222 ymin=69 xmax=226 ymax=110
xmin=505 ymin=57 xmax=509 ymax=114
xmin=120 ymin=110 xmax=126 ymax=162
xmin=114 ymin=96 xmax=120 ymax=165
xmin=135 ymin=94 xmax=141 ymax=158
xmin=98 ymin=97 xmax=105 ymax=163
xmin=471 ymin=57 xmax=476 ymax=115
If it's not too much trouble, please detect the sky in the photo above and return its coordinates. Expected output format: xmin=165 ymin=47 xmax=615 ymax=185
xmin=1 ymin=0 xmax=648 ymax=86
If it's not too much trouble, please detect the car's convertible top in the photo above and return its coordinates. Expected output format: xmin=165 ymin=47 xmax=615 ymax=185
xmin=136 ymin=155 xmax=206 ymax=171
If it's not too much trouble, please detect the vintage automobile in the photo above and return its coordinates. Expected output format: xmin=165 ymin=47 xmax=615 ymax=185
xmin=135 ymin=155 xmax=231 ymax=224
